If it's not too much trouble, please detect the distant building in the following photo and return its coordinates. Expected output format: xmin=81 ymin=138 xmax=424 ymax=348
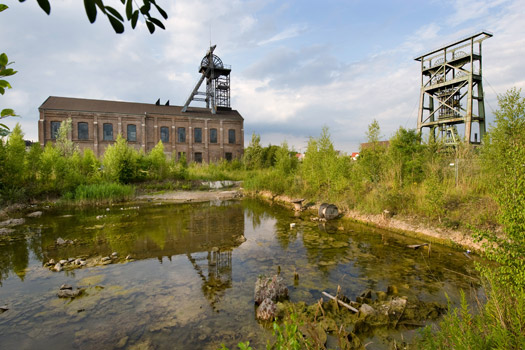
xmin=350 ymin=152 xmax=359 ymax=160
xmin=38 ymin=96 xmax=244 ymax=162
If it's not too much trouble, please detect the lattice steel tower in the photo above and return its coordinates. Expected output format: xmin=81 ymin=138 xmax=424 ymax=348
xmin=415 ymin=32 xmax=492 ymax=145
xmin=182 ymin=45 xmax=232 ymax=114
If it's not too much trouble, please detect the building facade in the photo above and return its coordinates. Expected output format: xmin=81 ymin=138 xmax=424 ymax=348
xmin=38 ymin=96 xmax=244 ymax=162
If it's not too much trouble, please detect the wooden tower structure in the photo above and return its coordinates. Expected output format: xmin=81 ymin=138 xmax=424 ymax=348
xmin=415 ymin=31 xmax=492 ymax=145
xmin=182 ymin=45 xmax=232 ymax=115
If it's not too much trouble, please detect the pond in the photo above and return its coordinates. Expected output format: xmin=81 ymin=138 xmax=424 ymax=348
xmin=0 ymin=198 xmax=481 ymax=349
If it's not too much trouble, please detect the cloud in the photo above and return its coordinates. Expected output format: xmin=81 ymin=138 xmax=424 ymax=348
xmin=257 ymin=24 xmax=307 ymax=46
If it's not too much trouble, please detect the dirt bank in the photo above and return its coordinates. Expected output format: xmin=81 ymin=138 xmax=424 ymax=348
xmin=251 ymin=190 xmax=484 ymax=252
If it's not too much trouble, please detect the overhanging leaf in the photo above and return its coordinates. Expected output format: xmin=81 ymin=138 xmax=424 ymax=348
xmin=84 ymin=0 xmax=97 ymax=23
xmin=36 ymin=0 xmax=51 ymax=15
xmin=125 ymin=0 xmax=133 ymax=20
xmin=107 ymin=14 xmax=125 ymax=34
xmin=131 ymin=10 xmax=139 ymax=29
xmin=149 ymin=17 xmax=165 ymax=30
xmin=105 ymin=6 xmax=124 ymax=21
xmin=1 ymin=109 xmax=16 ymax=117
xmin=0 ymin=4 xmax=8 ymax=12
xmin=146 ymin=20 xmax=155 ymax=34
xmin=0 ymin=53 xmax=7 ymax=67
xmin=154 ymin=3 xmax=168 ymax=19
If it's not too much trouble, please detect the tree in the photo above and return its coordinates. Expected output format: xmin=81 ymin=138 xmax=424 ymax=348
xmin=243 ymin=133 xmax=264 ymax=170
xmin=55 ymin=118 xmax=77 ymax=157
xmin=19 ymin=0 xmax=167 ymax=34
xmin=478 ymin=88 xmax=525 ymax=290
xmin=0 ymin=5 xmax=18 ymax=133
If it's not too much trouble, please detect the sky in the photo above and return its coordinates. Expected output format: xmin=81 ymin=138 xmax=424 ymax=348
xmin=1 ymin=0 xmax=524 ymax=153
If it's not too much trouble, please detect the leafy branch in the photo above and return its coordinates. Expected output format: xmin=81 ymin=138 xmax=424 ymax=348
xmin=19 ymin=0 xmax=168 ymax=34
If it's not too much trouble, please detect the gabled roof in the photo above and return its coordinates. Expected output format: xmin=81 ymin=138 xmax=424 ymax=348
xmin=39 ymin=96 xmax=243 ymax=121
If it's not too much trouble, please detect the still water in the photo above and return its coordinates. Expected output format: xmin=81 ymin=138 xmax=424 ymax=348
xmin=0 ymin=198 xmax=480 ymax=349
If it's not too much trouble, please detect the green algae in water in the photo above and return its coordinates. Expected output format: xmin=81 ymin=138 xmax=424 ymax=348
xmin=0 ymin=199 xmax=481 ymax=349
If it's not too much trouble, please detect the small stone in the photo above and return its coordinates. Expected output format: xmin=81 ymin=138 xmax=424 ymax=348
xmin=60 ymin=284 xmax=73 ymax=290
xmin=101 ymin=256 xmax=111 ymax=262
xmin=54 ymin=263 xmax=62 ymax=272
xmin=125 ymin=255 xmax=132 ymax=260
xmin=358 ymin=304 xmax=376 ymax=319
xmin=106 ymin=208 xmax=110 ymax=211
xmin=56 ymin=238 xmax=66 ymax=245
xmin=57 ymin=288 xmax=83 ymax=298
xmin=0 ymin=306 xmax=8 ymax=313
xmin=68 ymin=258 xmax=75 ymax=263
xmin=96 ymin=215 xmax=103 ymax=220
xmin=290 ymin=223 xmax=296 ymax=228
xmin=80 ymin=261 xmax=87 ymax=266
xmin=116 ymin=336 xmax=129 ymax=349
xmin=74 ymin=258 xmax=83 ymax=265
xmin=59 ymin=259 xmax=68 ymax=265
xmin=111 ymin=252 xmax=118 ymax=258
xmin=48 ymin=259 xmax=55 ymax=265
xmin=27 ymin=211 xmax=43 ymax=218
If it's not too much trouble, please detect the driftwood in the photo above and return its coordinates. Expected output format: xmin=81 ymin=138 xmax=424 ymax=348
xmin=407 ymin=243 xmax=429 ymax=249
xmin=321 ymin=291 xmax=358 ymax=313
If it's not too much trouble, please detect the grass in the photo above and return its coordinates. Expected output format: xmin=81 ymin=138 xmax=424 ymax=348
xmin=64 ymin=183 xmax=135 ymax=204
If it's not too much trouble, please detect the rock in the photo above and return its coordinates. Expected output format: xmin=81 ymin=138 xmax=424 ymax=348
xmin=59 ymin=259 xmax=68 ymax=265
xmin=0 ymin=306 xmax=8 ymax=313
xmin=254 ymin=275 xmax=288 ymax=305
xmin=0 ymin=228 xmax=15 ymax=235
xmin=106 ymin=208 xmax=110 ymax=211
xmin=0 ymin=218 xmax=25 ymax=227
xmin=27 ymin=211 xmax=43 ymax=218
xmin=80 ymin=261 xmax=87 ymax=266
xmin=125 ymin=255 xmax=133 ymax=260
xmin=57 ymin=288 xmax=84 ymax=298
xmin=96 ymin=215 xmax=104 ymax=220
xmin=68 ymin=258 xmax=75 ymax=263
xmin=60 ymin=284 xmax=73 ymax=290
xmin=256 ymin=298 xmax=277 ymax=321
xmin=56 ymin=238 xmax=66 ymax=245
xmin=54 ymin=263 xmax=62 ymax=272
xmin=111 ymin=252 xmax=118 ymax=258
xmin=236 ymin=235 xmax=247 ymax=244
xmin=358 ymin=304 xmax=376 ymax=319
xmin=75 ymin=258 xmax=83 ymax=265
xmin=116 ymin=336 xmax=129 ymax=349
xmin=48 ymin=259 xmax=55 ymax=265
xmin=101 ymin=257 xmax=111 ymax=262
xmin=290 ymin=223 xmax=296 ymax=228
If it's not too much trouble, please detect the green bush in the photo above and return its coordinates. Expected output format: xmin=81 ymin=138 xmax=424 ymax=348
xmin=69 ymin=183 xmax=135 ymax=204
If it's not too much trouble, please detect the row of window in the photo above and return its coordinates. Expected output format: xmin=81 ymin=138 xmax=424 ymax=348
xmin=179 ymin=152 xmax=233 ymax=163
xmin=50 ymin=122 xmax=237 ymax=144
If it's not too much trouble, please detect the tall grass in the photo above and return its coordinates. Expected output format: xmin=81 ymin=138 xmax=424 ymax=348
xmin=66 ymin=183 xmax=135 ymax=204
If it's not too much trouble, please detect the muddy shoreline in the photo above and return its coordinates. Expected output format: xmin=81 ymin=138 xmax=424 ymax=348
xmin=1 ymin=185 xmax=483 ymax=252
xmin=250 ymin=190 xmax=484 ymax=252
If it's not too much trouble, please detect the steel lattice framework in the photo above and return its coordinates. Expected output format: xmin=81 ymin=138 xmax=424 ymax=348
xmin=415 ymin=31 xmax=492 ymax=145
xmin=182 ymin=45 xmax=232 ymax=114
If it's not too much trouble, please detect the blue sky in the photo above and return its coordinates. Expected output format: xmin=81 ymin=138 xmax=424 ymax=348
xmin=1 ymin=0 xmax=524 ymax=152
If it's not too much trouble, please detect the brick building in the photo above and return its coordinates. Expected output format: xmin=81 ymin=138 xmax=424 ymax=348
xmin=38 ymin=96 xmax=244 ymax=162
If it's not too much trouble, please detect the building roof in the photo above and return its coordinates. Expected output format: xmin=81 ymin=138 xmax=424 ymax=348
xmin=39 ymin=96 xmax=243 ymax=121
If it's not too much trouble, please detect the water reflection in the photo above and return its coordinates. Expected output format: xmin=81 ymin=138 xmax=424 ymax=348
xmin=0 ymin=198 xmax=481 ymax=350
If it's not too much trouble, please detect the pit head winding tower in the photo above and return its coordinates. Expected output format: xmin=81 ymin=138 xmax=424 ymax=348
xmin=415 ymin=32 xmax=492 ymax=145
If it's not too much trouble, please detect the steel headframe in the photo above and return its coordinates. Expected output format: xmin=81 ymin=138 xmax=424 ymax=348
xmin=182 ymin=45 xmax=231 ymax=114
xmin=414 ymin=31 xmax=492 ymax=145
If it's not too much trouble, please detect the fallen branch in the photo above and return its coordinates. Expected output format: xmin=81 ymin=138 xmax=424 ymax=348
xmin=321 ymin=291 xmax=358 ymax=313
